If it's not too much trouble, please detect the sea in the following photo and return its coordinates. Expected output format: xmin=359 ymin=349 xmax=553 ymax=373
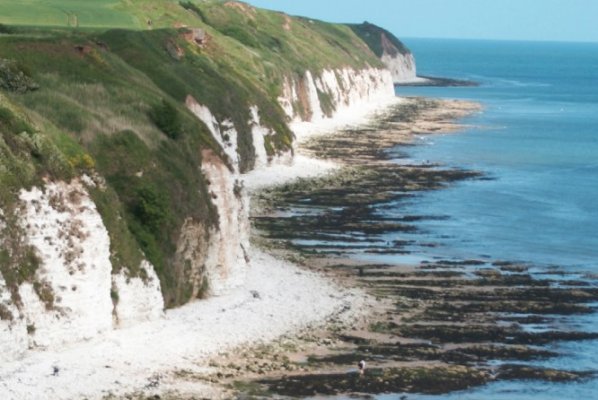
xmin=376 ymin=38 xmax=598 ymax=399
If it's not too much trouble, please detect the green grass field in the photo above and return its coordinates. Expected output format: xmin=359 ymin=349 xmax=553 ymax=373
xmin=0 ymin=0 xmax=141 ymax=29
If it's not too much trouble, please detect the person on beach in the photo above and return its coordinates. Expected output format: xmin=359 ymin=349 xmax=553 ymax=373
xmin=358 ymin=360 xmax=366 ymax=375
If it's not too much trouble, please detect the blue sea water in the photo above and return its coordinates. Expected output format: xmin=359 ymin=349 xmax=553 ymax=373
xmin=392 ymin=38 xmax=598 ymax=271
xmin=378 ymin=38 xmax=598 ymax=400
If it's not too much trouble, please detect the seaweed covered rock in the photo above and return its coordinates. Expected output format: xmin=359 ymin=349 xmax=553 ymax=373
xmin=260 ymin=366 xmax=491 ymax=397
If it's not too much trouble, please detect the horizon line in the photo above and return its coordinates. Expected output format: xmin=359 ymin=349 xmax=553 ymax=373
xmin=396 ymin=35 xmax=598 ymax=45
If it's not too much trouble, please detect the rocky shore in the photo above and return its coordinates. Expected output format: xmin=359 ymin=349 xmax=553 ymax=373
xmin=11 ymin=97 xmax=594 ymax=400
xmin=221 ymin=98 xmax=598 ymax=399
xmin=396 ymin=76 xmax=479 ymax=87
xmin=0 ymin=247 xmax=373 ymax=400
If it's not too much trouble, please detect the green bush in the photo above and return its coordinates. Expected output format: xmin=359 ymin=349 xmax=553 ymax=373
xmin=0 ymin=24 xmax=14 ymax=34
xmin=127 ymin=183 xmax=171 ymax=280
xmin=148 ymin=99 xmax=183 ymax=140
xmin=128 ymin=219 xmax=164 ymax=278
xmin=89 ymin=184 xmax=144 ymax=276
xmin=0 ymin=59 xmax=39 ymax=93
xmin=179 ymin=1 xmax=208 ymax=23
xmin=110 ymin=288 xmax=119 ymax=304
xmin=132 ymin=183 xmax=170 ymax=233
xmin=220 ymin=26 xmax=259 ymax=48
xmin=0 ymin=106 xmax=34 ymax=135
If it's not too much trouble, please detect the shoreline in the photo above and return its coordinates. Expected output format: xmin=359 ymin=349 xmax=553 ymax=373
xmin=396 ymin=75 xmax=479 ymax=87
xmin=231 ymin=97 xmax=598 ymax=398
xmin=211 ymin=97 xmax=486 ymax=396
xmin=8 ymin=93 xmax=590 ymax=400
xmin=0 ymin=95 xmax=405 ymax=400
xmin=0 ymin=247 xmax=374 ymax=400
xmin=243 ymin=96 xmax=404 ymax=192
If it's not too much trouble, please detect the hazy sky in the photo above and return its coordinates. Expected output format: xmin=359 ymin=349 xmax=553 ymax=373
xmin=246 ymin=0 xmax=598 ymax=43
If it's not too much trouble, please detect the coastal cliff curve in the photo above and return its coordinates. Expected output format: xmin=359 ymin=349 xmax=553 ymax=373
xmin=0 ymin=0 xmax=405 ymax=364
xmin=349 ymin=22 xmax=418 ymax=84
xmin=278 ymin=67 xmax=395 ymax=123
xmin=181 ymin=65 xmax=396 ymax=295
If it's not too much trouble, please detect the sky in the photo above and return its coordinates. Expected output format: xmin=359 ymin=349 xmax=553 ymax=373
xmin=245 ymin=0 xmax=598 ymax=43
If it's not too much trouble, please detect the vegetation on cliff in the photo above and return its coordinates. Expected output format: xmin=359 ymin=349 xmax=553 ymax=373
xmin=0 ymin=0 xmax=398 ymax=307
xmin=349 ymin=21 xmax=411 ymax=57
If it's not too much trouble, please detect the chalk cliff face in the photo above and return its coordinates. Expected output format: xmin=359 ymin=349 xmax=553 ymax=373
xmin=111 ymin=260 xmax=164 ymax=328
xmin=0 ymin=180 xmax=164 ymax=361
xmin=182 ymin=66 xmax=395 ymax=294
xmin=381 ymin=50 xmax=417 ymax=84
xmin=279 ymin=67 xmax=395 ymax=122
xmin=184 ymin=97 xmax=252 ymax=295
xmin=0 ymin=65 xmax=394 ymax=360
xmin=0 ymin=0 xmax=405 ymax=361
xmin=379 ymin=31 xmax=417 ymax=83
xmin=201 ymin=149 xmax=250 ymax=295
xmin=249 ymin=105 xmax=272 ymax=168
xmin=182 ymin=65 xmax=394 ymax=294
xmin=349 ymin=22 xmax=418 ymax=84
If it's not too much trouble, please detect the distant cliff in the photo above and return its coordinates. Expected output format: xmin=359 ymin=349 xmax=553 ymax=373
xmin=349 ymin=22 xmax=418 ymax=84
xmin=0 ymin=0 xmax=398 ymax=360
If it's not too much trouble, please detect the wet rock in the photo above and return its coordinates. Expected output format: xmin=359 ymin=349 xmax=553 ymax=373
xmin=497 ymin=364 xmax=593 ymax=382
xmin=242 ymin=97 xmax=598 ymax=399
xmin=259 ymin=366 xmax=491 ymax=396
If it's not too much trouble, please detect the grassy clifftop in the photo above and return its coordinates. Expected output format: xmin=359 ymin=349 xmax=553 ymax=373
xmin=0 ymin=1 xmax=391 ymax=307
xmin=0 ymin=0 xmax=140 ymax=29
xmin=349 ymin=22 xmax=411 ymax=57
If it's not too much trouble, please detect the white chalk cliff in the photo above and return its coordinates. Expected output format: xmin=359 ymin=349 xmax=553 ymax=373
xmin=0 ymin=65 xmax=395 ymax=361
xmin=278 ymin=67 xmax=395 ymax=122
xmin=378 ymin=32 xmax=418 ymax=84
xmin=183 ymin=66 xmax=395 ymax=293
xmin=382 ymin=51 xmax=417 ymax=83
xmin=0 ymin=179 xmax=164 ymax=362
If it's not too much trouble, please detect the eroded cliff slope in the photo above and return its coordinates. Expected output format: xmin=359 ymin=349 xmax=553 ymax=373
xmin=349 ymin=22 xmax=418 ymax=83
xmin=0 ymin=0 xmax=401 ymax=359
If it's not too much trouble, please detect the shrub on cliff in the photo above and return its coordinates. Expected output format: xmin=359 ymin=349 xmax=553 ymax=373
xmin=220 ymin=26 xmax=260 ymax=48
xmin=132 ymin=183 xmax=170 ymax=233
xmin=179 ymin=1 xmax=208 ymax=23
xmin=148 ymin=99 xmax=182 ymax=140
xmin=0 ymin=59 xmax=39 ymax=93
xmin=127 ymin=183 xmax=172 ymax=282
xmin=0 ymin=24 xmax=14 ymax=34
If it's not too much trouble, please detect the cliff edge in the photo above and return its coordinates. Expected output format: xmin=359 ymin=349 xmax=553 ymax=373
xmin=0 ymin=0 xmax=400 ymax=360
xmin=349 ymin=22 xmax=418 ymax=84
